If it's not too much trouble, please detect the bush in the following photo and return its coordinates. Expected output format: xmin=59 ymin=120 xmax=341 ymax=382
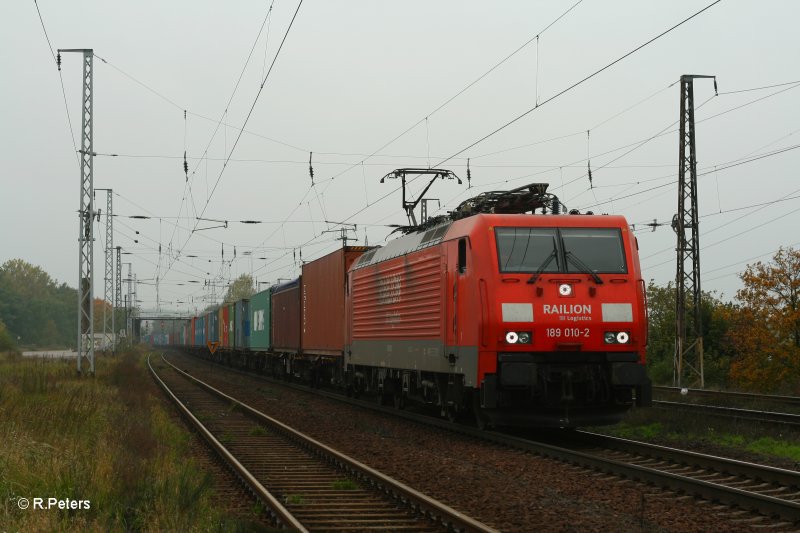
xmin=0 ymin=320 xmax=18 ymax=352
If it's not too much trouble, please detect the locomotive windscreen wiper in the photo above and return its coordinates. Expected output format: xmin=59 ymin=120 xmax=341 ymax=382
xmin=527 ymin=249 xmax=557 ymax=284
xmin=565 ymin=251 xmax=604 ymax=284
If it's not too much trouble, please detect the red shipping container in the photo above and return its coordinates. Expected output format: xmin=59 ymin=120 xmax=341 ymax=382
xmin=271 ymin=278 xmax=301 ymax=353
xmin=302 ymin=246 xmax=371 ymax=356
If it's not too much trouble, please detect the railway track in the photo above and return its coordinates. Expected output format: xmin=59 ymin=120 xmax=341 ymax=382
xmin=532 ymin=431 xmax=800 ymax=524
xmin=148 ymin=353 xmax=498 ymax=532
xmin=652 ymin=400 xmax=800 ymax=427
xmin=167 ymin=351 xmax=800 ymax=526
xmin=652 ymin=386 xmax=800 ymax=427
xmin=654 ymin=386 xmax=800 ymax=408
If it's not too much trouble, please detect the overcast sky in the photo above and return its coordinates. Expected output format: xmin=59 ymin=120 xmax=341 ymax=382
xmin=3 ymin=0 xmax=799 ymax=314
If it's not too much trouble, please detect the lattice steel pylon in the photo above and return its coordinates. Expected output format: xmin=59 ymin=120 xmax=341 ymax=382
xmin=97 ymin=189 xmax=113 ymax=353
xmin=126 ymin=263 xmax=133 ymax=342
xmin=116 ymin=246 xmax=122 ymax=350
xmin=61 ymin=49 xmax=95 ymax=374
xmin=672 ymin=74 xmax=715 ymax=388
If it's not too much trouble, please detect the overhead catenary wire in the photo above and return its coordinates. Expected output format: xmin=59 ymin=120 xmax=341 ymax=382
xmin=198 ymin=1 xmax=589 ymax=267
xmin=310 ymin=0 xmax=586 ymax=195
xmin=84 ymin=1 xmax=283 ymax=282
xmin=75 ymin=3 xmax=800 ymax=312
xmin=453 ymin=80 xmax=800 ymax=217
xmin=33 ymin=0 xmax=80 ymax=166
xmin=644 ymin=202 xmax=800 ymax=273
xmin=703 ymin=240 xmax=800 ymax=283
xmin=245 ymin=6 xmax=590 ymax=264
xmin=432 ymin=0 xmax=724 ymax=170
xmin=163 ymin=0 xmax=303 ymax=282
xmin=580 ymin=142 xmax=800 ymax=214
xmin=307 ymin=3 xmax=724 ymax=257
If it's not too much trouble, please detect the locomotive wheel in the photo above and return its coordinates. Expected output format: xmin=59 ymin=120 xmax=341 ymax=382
xmin=446 ymin=405 xmax=459 ymax=423
xmin=472 ymin=395 xmax=490 ymax=430
xmin=379 ymin=390 xmax=391 ymax=406
xmin=393 ymin=392 xmax=406 ymax=410
xmin=474 ymin=411 xmax=490 ymax=430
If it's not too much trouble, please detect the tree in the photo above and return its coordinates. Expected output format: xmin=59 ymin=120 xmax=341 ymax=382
xmin=0 ymin=259 xmax=77 ymax=349
xmin=223 ymin=274 xmax=255 ymax=303
xmin=727 ymin=247 xmax=800 ymax=392
xmin=645 ymin=281 xmax=733 ymax=387
xmin=93 ymin=298 xmax=113 ymax=332
xmin=644 ymin=282 xmax=677 ymax=384
xmin=0 ymin=319 xmax=17 ymax=352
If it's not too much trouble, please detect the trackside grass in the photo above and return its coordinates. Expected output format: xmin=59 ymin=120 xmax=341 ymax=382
xmin=0 ymin=349 xmax=267 ymax=532
xmin=594 ymin=406 xmax=800 ymax=466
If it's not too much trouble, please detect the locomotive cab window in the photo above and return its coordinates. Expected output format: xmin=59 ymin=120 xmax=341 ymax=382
xmin=495 ymin=228 xmax=560 ymax=273
xmin=495 ymin=227 xmax=627 ymax=274
xmin=458 ymin=238 xmax=467 ymax=274
xmin=561 ymin=228 xmax=627 ymax=273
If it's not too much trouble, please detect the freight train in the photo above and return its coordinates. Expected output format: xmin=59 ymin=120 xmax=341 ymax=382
xmin=155 ymin=181 xmax=652 ymax=428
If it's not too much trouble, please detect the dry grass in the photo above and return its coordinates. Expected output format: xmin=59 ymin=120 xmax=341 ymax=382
xmin=0 ymin=349 xmax=262 ymax=532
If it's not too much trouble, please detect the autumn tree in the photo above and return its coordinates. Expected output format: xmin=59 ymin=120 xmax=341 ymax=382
xmin=727 ymin=247 xmax=800 ymax=392
xmin=223 ymin=274 xmax=255 ymax=303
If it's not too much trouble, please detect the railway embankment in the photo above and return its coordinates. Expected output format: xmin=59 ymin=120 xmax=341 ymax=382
xmin=0 ymin=349 xmax=268 ymax=532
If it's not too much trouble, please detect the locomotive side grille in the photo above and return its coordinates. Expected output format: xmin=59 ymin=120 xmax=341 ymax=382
xmin=351 ymin=253 xmax=443 ymax=339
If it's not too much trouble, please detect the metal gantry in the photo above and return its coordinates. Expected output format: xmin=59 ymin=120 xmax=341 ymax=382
xmin=133 ymin=272 xmax=139 ymax=340
xmin=672 ymin=74 xmax=715 ymax=388
xmin=123 ymin=262 xmax=133 ymax=343
xmin=60 ymin=48 xmax=95 ymax=374
xmin=323 ymin=224 xmax=357 ymax=247
xmin=97 ymin=188 xmax=113 ymax=353
xmin=115 ymin=246 xmax=122 ymax=351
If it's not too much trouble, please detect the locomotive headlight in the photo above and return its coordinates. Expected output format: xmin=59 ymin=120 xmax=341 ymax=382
xmin=604 ymin=331 xmax=630 ymax=344
xmin=505 ymin=331 xmax=532 ymax=344
xmin=558 ymin=283 xmax=573 ymax=296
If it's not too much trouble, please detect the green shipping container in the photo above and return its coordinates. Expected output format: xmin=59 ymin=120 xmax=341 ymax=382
xmin=250 ymin=287 xmax=271 ymax=350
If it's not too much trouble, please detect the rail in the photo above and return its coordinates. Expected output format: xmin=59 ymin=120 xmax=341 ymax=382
xmin=155 ymin=352 xmax=498 ymax=533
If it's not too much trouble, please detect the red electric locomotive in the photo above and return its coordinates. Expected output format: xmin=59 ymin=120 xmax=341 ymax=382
xmin=345 ymin=181 xmax=651 ymax=427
